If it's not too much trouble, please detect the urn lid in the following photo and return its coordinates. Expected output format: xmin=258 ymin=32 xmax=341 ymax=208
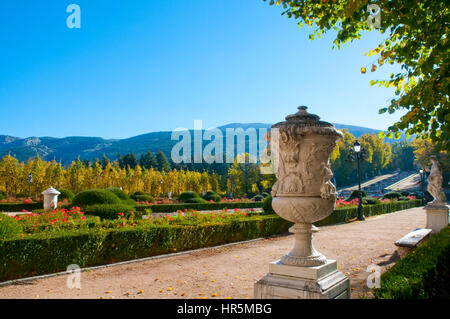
xmin=271 ymin=106 xmax=343 ymax=138
xmin=42 ymin=186 xmax=61 ymax=195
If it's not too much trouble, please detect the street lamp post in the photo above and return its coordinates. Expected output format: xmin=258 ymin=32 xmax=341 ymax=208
xmin=353 ymin=141 xmax=365 ymax=221
xmin=419 ymin=168 xmax=425 ymax=206
xmin=27 ymin=173 xmax=33 ymax=198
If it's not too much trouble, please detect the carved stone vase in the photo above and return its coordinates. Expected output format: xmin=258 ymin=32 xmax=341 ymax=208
xmin=268 ymin=106 xmax=343 ymax=266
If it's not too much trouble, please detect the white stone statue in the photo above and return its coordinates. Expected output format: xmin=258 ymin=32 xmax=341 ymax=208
xmin=427 ymin=155 xmax=447 ymax=206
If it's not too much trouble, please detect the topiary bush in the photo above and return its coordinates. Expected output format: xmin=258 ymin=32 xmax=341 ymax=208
xmin=260 ymin=192 xmax=270 ymax=198
xmin=383 ymin=192 xmax=402 ymax=200
xmin=58 ymin=189 xmax=75 ymax=202
xmin=72 ymin=189 xmax=122 ymax=207
xmin=184 ymin=197 xmax=207 ymax=204
xmin=131 ymin=191 xmax=146 ymax=201
xmin=202 ymin=191 xmax=221 ymax=202
xmin=179 ymin=191 xmax=202 ymax=203
xmin=0 ymin=214 xmax=23 ymax=240
xmin=262 ymin=195 xmax=274 ymax=214
xmin=363 ymin=196 xmax=380 ymax=205
xmin=84 ymin=204 xmax=140 ymax=220
xmin=346 ymin=190 xmax=367 ymax=201
xmin=134 ymin=194 xmax=155 ymax=203
xmin=253 ymin=195 xmax=264 ymax=202
xmin=105 ymin=187 xmax=129 ymax=201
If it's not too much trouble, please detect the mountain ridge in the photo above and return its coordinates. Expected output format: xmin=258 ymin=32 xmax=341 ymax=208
xmin=0 ymin=122 xmax=402 ymax=164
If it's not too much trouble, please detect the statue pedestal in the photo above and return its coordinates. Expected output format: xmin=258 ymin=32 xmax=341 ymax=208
xmin=424 ymin=204 xmax=449 ymax=234
xmin=254 ymin=260 xmax=350 ymax=299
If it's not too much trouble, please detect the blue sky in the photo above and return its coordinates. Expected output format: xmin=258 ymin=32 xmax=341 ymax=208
xmin=0 ymin=0 xmax=404 ymax=139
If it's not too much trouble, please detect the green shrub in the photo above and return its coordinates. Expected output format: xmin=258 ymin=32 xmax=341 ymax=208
xmin=400 ymin=191 xmax=410 ymax=196
xmin=363 ymin=196 xmax=380 ymax=205
xmin=0 ymin=214 xmax=291 ymax=282
xmin=72 ymin=189 xmax=122 ymax=207
xmin=134 ymin=195 xmax=155 ymax=203
xmin=84 ymin=204 xmax=140 ymax=220
xmin=105 ymin=187 xmax=129 ymax=200
xmin=383 ymin=192 xmax=402 ymax=199
xmin=202 ymin=191 xmax=221 ymax=202
xmin=58 ymin=189 xmax=75 ymax=202
xmin=184 ymin=197 xmax=207 ymax=204
xmin=398 ymin=196 xmax=410 ymax=201
xmin=131 ymin=191 xmax=147 ymax=201
xmin=0 ymin=193 xmax=4 ymax=201
xmin=0 ymin=214 xmax=23 ymax=240
xmin=179 ymin=191 xmax=201 ymax=202
xmin=262 ymin=195 xmax=274 ymax=214
xmin=253 ymin=195 xmax=264 ymax=202
xmin=375 ymin=226 xmax=450 ymax=299
xmin=260 ymin=192 xmax=270 ymax=198
xmin=346 ymin=190 xmax=367 ymax=201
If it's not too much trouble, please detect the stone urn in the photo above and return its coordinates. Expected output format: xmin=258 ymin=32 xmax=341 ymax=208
xmin=268 ymin=106 xmax=343 ymax=267
xmin=42 ymin=187 xmax=61 ymax=210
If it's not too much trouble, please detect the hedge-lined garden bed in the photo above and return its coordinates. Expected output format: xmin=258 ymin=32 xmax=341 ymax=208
xmin=136 ymin=201 xmax=262 ymax=213
xmin=0 ymin=214 xmax=291 ymax=282
xmin=374 ymin=226 xmax=450 ymax=299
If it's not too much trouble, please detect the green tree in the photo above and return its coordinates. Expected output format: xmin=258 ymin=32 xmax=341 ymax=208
xmin=266 ymin=0 xmax=449 ymax=150
xmin=156 ymin=151 xmax=171 ymax=172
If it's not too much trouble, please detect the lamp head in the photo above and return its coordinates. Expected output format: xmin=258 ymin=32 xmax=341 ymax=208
xmin=353 ymin=141 xmax=361 ymax=153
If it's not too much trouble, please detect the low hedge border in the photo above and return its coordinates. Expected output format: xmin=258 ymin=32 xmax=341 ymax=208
xmin=374 ymin=226 xmax=450 ymax=299
xmin=0 ymin=202 xmax=42 ymax=212
xmin=136 ymin=201 xmax=262 ymax=213
xmin=315 ymin=200 xmax=422 ymax=226
xmin=0 ymin=214 xmax=292 ymax=282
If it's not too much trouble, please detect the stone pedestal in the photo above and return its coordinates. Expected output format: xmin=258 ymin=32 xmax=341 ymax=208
xmin=425 ymin=205 xmax=449 ymax=234
xmin=254 ymin=260 xmax=350 ymax=299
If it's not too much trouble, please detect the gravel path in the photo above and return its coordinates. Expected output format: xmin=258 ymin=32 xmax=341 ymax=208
xmin=0 ymin=207 xmax=426 ymax=299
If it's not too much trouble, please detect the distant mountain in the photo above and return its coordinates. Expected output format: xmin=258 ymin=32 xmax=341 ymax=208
xmin=0 ymin=123 xmax=404 ymax=165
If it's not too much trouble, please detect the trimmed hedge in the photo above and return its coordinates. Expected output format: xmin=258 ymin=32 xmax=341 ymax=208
xmin=0 ymin=202 xmax=42 ymax=212
xmin=0 ymin=214 xmax=292 ymax=282
xmin=179 ymin=191 xmax=201 ymax=202
xmin=134 ymin=195 xmax=155 ymax=203
xmin=315 ymin=200 xmax=422 ymax=226
xmin=58 ymin=189 xmax=75 ymax=202
xmin=374 ymin=226 xmax=450 ymax=299
xmin=383 ymin=192 xmax=402 ymax=199
xmin=202 ymin=191 xmax=221 ymax=203
xmin=136 ymin=201 xmax=263 ymax=213
xmin=72 ymin=189 xmax=122 ymax=207
xmin=262 ymin=195 xmax=274 ymax=214
xmin=105 ymin=187 xmax=129 ymax=201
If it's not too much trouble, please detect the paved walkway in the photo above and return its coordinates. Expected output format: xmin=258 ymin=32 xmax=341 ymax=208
xmin=0 ymin=207 xmax=426 ymax=299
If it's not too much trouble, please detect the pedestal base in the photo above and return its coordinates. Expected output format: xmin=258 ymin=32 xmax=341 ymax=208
xmin=424 ymin=205 xmax=449 ymax=234
xmin=254 ymin=260 xmax=350 ymax=299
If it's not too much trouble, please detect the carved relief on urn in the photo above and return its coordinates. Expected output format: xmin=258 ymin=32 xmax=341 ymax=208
xmin=267 ymin=106 xmax=343 ymax=267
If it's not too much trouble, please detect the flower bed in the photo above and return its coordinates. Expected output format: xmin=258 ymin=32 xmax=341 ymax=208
xmin=136 ymin=201 xmax=262 ymax=213
xmin=0 ymin=211 xmax=291 ymax=282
